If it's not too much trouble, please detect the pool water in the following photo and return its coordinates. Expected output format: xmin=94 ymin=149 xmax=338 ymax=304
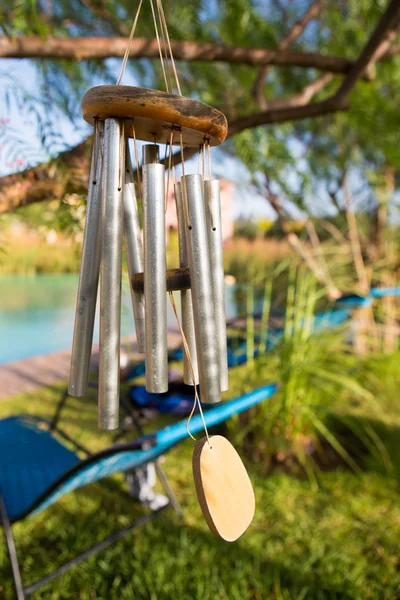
xmin=0 ymin=275 xmax=238 ymax=364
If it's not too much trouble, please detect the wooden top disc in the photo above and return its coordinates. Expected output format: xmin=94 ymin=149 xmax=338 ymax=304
xmin=81 ymin=85 xmax=228 ymax=147
xmin=192 ymin=435 xmax=255 ymax=542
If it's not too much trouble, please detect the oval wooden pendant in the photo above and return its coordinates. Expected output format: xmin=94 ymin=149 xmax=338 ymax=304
xmin=192 ymin=435 xmax=255 ymax=542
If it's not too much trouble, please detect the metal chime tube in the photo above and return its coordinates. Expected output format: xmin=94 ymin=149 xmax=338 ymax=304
xmin=174 ymin=182 xmax=199 ymax=385
xmin=142 ymin=145 xmax=168 ymax=392
xmin=204 ymin=180 xmax=229 ymax=392
xmin=98 ymin=119 xmax=124 ymax=430
xmin=123 ymin=141 xmax=146 ymax=353
xmin=183 ymin=174 xmax=220 ymax=404
xmin=69 ymin=122 xmax=103 ymax=397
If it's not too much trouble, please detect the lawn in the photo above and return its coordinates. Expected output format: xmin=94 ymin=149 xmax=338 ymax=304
xmin=1 ymin=352 xmax=400 ymax=600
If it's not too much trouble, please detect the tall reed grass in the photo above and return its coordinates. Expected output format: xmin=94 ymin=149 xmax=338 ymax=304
xmin=228 ymin=266 xmax=390 ymax=481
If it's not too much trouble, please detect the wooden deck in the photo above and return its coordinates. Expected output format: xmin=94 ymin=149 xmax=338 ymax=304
xmin=0 ymin=331 xmax=181 ymax=400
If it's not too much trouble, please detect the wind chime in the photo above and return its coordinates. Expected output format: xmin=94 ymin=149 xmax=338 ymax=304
xmin=68 ymin=0 xmax=255 ymax=541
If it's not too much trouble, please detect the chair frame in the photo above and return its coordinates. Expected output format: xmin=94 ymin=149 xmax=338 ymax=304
xmin=1 ymin=373 xmax=277 ymax=598
xmin=0 ymin=389 xmax=181 ymax=599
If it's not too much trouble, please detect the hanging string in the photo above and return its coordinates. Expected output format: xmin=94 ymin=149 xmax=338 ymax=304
xmin=172 ymin=160 xmax=176 ymax=183
xmin=116 ymin=0 xmax=182 ymax=95
xmin=155 ymin=0 xmax=174 ymax=93
xmin=92 ymin=118 xmax=99 ymax=185
xmin=118 ymin=120 xmax=125 ymax=191
xmin=203 ymin=141 xmax=215 ymax=230
xmin=180 ymin=131 xmax=191 ymax=229
xmin=168 ymin=291 xmax=211 ymax=446
xmin=116 ymin=0 xmax=144 ymax=85
xmin=149 ymin=0 xmax=170 ymax=92
xmin=201 ymin=142 xmax=205 ymax=191
xmin=98 ymin=122 xmax=104 ymax=162
xmin=155 ymin=0 xmax=182 ymax=95
xmin=207 ymin=141 xmax=212 ymax=181
xmin=163 ymin=142 xmax=169 ymax=166
xmin=163 ymin=137 xmax=170 ymax=212
xmin=131 ymin=121 xmax=142 ymax=198
xmin=171 ymin=134 xmax=177 ymax=183
xmin=165 ymin=130 xmax=174 ymax=212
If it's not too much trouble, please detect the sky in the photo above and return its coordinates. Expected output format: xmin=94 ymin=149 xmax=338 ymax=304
xmin=0 ymin=58 xmax=276 ymax=221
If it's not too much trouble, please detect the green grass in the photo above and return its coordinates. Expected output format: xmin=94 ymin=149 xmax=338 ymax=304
xmin=1 ymin=354 xmax=400 ymax=600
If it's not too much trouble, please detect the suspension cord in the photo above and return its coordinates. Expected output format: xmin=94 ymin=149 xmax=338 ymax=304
xmin=116 ymin=0 xmax=144 ymax=85
xmin=169 ymin=292 xmax=211 ymax=446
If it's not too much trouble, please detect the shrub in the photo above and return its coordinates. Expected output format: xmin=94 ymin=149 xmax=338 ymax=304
xmin=228 ymin=267 xmax=387 ymax=482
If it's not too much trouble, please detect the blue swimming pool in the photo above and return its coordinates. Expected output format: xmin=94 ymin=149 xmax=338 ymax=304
xmin=0 ymin=275 xmax=238 ymax=364
xmin=0 ymin=275 xmax=138 ymax=364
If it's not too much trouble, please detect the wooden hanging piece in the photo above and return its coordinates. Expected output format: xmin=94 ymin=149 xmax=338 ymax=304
xmin=82 ymin=85 xmax=228 ymax=147
xmin=192 ymin=435 xmax=255 ymax=542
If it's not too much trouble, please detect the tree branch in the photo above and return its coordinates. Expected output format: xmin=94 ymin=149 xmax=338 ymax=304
xmin=252 ymin=0 xmax=323 ymax=108
xmin=0 ymin=142 xmax=197 ymax=215
xmin=77 ymin=0 xmax=130 ymax=36
xmin=0 ymin=35 xmax=378 ymax=75
xmin=263 ymin=73 xmax=334 ymax=110
xmin=228 ymin=97 xmax=348 ymax=135
xmin=231 ymin=0 xmax=400 ymax=135
xmin=0 ymin=140 xmax=90 ymax=215
xmin=334 ymin=0 xmax=400 ymax=102
xmin=383 ymin=42 xmax=400 ymax=58
xmin=327 ymin=170 xmax=347 ymax=213
xmin=317 ymin=218 xmax=348 ymax=244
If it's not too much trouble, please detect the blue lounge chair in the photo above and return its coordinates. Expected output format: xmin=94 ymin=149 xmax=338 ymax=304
xmin=127 ymin=307 xmax=350 ymax=416
xmin=0 ymin=384 xmax=277 ymax=599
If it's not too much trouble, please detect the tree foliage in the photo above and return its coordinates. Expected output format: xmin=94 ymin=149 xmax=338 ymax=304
xmin=1 ymin=0 xmax=400 ymax=217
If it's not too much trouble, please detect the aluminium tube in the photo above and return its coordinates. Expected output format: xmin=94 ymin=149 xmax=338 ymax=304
xmin=98 ymin=118 xmax=124 ymax=430
xmin=142 ymin=145 xmax=168 ymax=393
xmin=183 ymin=174 xmax=220 ymax=404
xmin=174 ymin=181 xmax=199 ymax=385
xmin=123 ymin=141 xmax=146 ymax=353
xmin=204 ymin=179 xmax=228 ymax=392
xmin=69 ymin=121 xmax=103 ymax=397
